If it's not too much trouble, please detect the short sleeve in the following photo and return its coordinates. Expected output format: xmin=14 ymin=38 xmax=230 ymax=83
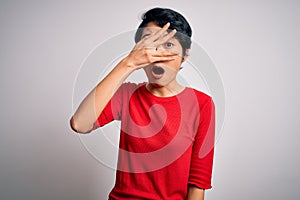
xmin=188 ymin=97 xmax=215 ymax=189
xmin=92 ymin=83 xmax=125 ymax=129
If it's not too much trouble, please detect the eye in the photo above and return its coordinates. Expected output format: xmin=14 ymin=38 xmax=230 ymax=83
xmin=142 ymin=33 xmax=151 ymax=38
xmin=164 ymin=42 xmax=174 ymax=48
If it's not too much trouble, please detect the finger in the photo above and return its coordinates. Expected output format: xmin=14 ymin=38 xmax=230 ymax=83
xmin=151 ymin=55 xmax=178 ymax=62
xmin=154 ymin=29 xmax=177 ymax=46
xmin=151 ymin=51 xmax=179 ymax=57
xmin=144 ymin=46 xmax=157 ymax=50
xmin=155 ymin=27 xmax=176 ymax=42
xmin=146 ymin=22 xmax=170 ymax=42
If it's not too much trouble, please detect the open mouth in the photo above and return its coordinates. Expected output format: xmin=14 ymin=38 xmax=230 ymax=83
xmin=153 ymin=66 xmax=164 ymax=74
xmin=151 ymin=66 xmax=165 ymax=79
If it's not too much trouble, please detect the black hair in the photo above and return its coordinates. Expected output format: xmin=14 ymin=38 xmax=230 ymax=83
xmin=135 ymin=8 xmax=192 ymax=56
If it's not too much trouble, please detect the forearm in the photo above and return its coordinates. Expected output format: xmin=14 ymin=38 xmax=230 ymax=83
xmin=186 ymin=186 xmax=204 ymax=200
xmin=71 ymin=58 xmax=134 ymax=133
xmin=70 ymin=23 xmax=177 ymax=133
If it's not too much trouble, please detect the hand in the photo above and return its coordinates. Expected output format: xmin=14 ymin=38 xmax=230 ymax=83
xmin=124 ymin=22 xmax=178 ymax=70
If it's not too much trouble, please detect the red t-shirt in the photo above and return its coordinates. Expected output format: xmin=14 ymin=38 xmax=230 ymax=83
xmin=94 ymin=82 xmax=215 ymax=200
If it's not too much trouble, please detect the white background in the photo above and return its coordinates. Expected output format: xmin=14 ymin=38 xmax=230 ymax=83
xmin=0 ymin=0 xmax=299 ymax=199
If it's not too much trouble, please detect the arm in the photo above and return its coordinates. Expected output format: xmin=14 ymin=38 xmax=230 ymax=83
xmin=70 ymin=60 xmax=133 ymax=133
xmin=186 ymin=186 xmax=204 ymax=200
xmin=70 ymin=23 xmax=178 ymax=133
xmin=188 ymin=98 xmax=215 ymax=197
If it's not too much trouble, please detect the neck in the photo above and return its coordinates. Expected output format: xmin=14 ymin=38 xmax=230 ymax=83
xmin=146 ymin=81 xmax=185 ymax=97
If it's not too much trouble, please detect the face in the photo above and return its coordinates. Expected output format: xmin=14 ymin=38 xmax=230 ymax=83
xmin=141 ymin=22 xmax=188 ymax=88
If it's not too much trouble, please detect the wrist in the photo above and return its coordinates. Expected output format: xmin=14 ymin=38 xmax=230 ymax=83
xmin=120 ymin=56 xmax=138 ymax=71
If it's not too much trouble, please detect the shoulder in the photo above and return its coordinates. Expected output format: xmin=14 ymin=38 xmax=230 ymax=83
xmin=120 ymin=82 xmax=145 ymax=90
xmin=190 ymin=88 xmax=214 ymax=107
xmin=117 ymin=82 xmax=146 ymax=97
xmin=119 ymin=82 xmax=138 ymax=89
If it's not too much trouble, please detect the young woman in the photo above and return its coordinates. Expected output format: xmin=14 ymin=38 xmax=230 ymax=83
xmin=70 ymin=7 xmax=215 ymax=200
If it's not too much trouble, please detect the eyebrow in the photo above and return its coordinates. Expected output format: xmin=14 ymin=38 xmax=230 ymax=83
xmin=141 ymin=27 xmax=155 ymax=37
xmin=141 ymin=33 xmax=151 ymax=38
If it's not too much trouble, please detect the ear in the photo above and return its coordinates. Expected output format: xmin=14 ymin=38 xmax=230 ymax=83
xmin=181 ymin=49 xmax=190 ymax=63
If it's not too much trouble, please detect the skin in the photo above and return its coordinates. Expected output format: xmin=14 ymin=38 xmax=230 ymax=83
xmin=70 ymin=22 xmax=204 ymax=200
xmin=140 ymin=22 xmax=187 ymax=97
xmin=187 ymin=186 xmax=205 ymax=200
